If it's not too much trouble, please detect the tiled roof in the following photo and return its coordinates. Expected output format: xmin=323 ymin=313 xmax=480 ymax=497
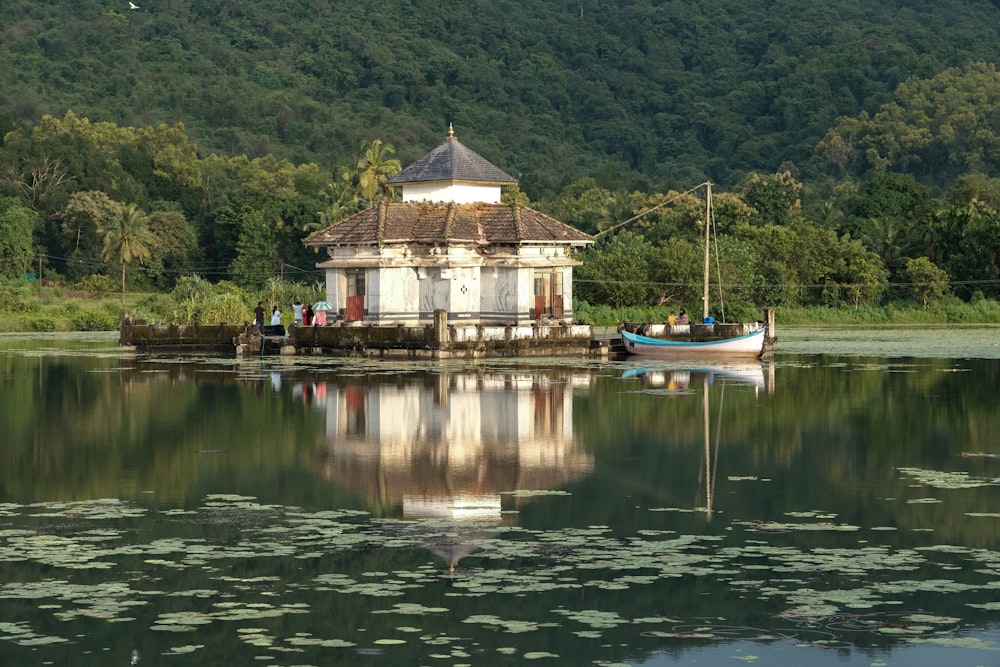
xmin=387 ymin=135 xmax=517 ymax=185
xmin=305 ymin=202 xmax=593 ymax=247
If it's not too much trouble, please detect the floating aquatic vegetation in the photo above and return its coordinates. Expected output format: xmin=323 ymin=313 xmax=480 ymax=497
xmin=462 ymin=615 xmax=557 ymax=634
xmin=498 ymin=490 xmax=571 ymax=497
xmin=903 ymin=636 xmax=999 ymax=650
xmin=550 ymin=608 xmax=628 ymax=628
xmin=967 ymin=602 xmax=1000 ymax=610
xmin=25 ymin=498 xmax=147 ymax=520
xmin=785 ymin=510 xmax=838 ymax=519
xmin=1 ymin=488 xmax=998 ymax=664
xmin=734 ymin=520 xmax=859 ymax=532
xmin=285 ymin=635 xmax=356 ymax=648
xmin=898 ymin=467 xmax=1000 ymax=489
xmin=371 ymin=603 xmax=448 ymax=615
xmin=0 ymin=622 xmax=67 ymax=646
xmin=649 ymin=506 xmax=696 ymax=513
xmin=150 ymin=602 xmax=309 ymax=633
xmin=165 ymin=644 xmax=204 ymax=654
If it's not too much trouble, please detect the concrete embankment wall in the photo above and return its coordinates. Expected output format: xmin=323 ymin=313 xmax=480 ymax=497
xmin=120 ymin=321 xmax=246 ymax=351
xmin=120 ymin=313 xmax=605 ymax=359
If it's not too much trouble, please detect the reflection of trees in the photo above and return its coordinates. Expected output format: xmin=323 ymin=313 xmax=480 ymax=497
xmin=3 ymin=349 xmax=1000 ymax=550
xmin=0 ymin=355 xmax=322 ymax=503
xmin=573 ymin=357 xmax=1000 ymax=546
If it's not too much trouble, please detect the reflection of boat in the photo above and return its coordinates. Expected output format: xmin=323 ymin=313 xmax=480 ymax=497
xmin=623 ymin=361 xmax=771 ymax=394
xmin=620 ymin=183 xmax=771 ymax=359
xmin=624 ymin=362 xmax=773 ymax=518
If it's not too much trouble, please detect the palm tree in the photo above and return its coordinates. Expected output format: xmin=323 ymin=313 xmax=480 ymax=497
xmin=859 ymin=216 xmax=917 ymax=275
xmin=101 ymin=203 xmax=153 ymax=305
xmin=315 ymin=167 xmax=361 ymax=231
xmin=355 ymin=139 xmax=401 ymax=204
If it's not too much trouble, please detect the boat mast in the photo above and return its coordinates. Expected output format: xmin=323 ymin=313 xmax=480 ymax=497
xmin=702 ymin=182 xmax=712 ymax=322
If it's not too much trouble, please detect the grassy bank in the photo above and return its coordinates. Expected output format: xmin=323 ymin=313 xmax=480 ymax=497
xmin=573 ymin=298 xmax=1000 ymax=327
xmin=3 ymin=279 xmax=1000 ymax=333
xmin=0 ymin=276 xmax=324 ymax=333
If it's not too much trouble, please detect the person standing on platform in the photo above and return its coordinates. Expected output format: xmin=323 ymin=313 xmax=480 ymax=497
xmin=292 ymin=299 xmax=304 ymax=325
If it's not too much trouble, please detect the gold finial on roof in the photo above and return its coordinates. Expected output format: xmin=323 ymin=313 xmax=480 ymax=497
xmin=448 ymin=122 xmax=455 ymax=138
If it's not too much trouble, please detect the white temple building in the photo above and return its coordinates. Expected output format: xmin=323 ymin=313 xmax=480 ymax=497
xmin=305 ymin=128 xmax=594 ymax=326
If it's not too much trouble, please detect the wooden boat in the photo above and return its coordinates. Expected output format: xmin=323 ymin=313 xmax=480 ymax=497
xmin=621 ymin=326 xmax=766 ymax=357
xmin=620 ymin=182 xmax=772 ymax=359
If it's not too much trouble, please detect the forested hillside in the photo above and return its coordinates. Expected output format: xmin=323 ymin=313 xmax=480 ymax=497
xmin=4 ymin=0 xmax=1000 ymax=192
xmin=2 ymin=0 xmax=1000 ymax=323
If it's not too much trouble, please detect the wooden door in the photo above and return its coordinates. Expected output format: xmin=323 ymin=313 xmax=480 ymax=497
xmin=346 ymin=295 xmax=365 ymax=321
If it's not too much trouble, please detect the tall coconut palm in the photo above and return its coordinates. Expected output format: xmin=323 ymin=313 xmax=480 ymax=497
xmin=355 ymin=139 xmax=401 ymax=204
xmin=101 ymin=203 xmax=153 ymax=305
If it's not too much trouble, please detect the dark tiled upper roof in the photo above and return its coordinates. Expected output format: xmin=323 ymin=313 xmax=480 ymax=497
xmin=387 ymin=135 xmax=517 ymax=186
xmin=305 ymin=202 xmax=593 ymax=247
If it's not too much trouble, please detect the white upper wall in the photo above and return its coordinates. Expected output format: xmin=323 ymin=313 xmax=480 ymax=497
xmin=401 ymin=182 xmax=502 ymax=204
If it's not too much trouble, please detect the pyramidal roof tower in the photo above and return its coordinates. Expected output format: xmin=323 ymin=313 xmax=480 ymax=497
xmin=386 ymin=125 xmax=517 ymax=204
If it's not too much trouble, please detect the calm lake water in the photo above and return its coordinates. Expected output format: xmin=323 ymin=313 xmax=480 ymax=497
xmin=1 ymin=326 xmax=999 ymax=666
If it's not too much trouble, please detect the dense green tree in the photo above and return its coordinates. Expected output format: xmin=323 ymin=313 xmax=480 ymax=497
xmin=817 ymin=62 xmax=1000 ymax=182
xmin=842 ymin=250 xmax=890 ymax=308
xmin=649 ymin=236 xmax=704 ymax=310
xmin=5 ymin=9 xmax=1000 ymax=314
xmin=851 ymin=173 xmax=930 ymax=222
xmin=574 ymin=231 xmax=653 ymax=308
xmin=903 ymin=257 xmax=951 ymax=308
xmin=0 ymin=198 xmax=37 ymax=279
xmin=61 ymin=191 xmax=122 ymax=280
xmin=738 ymin=172 xmax=802 ymax=226
xmin=229 ymin=206 xmax=279 ymax=291
xmin=955 ymin=211 xmax=1000 ymax=300
xmin=552 ymin=178 xmax=613 ymax=235
xmin=145 ymin=205 xmax=199 ymax=290
xmin=6 ymin=0 xmax=1000 ymax=194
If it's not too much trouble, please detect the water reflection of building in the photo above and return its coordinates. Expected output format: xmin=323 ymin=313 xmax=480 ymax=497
xmin=313 ymin=373 xmax=594 ymax=524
